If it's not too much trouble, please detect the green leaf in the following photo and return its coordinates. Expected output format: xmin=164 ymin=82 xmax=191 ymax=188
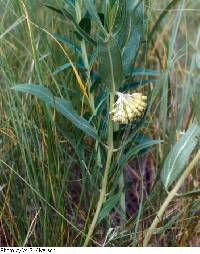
xmin=58 ymin=127 xmax=86 ymax=171
xmin=196 ymin=52 xmax=200 ymax=69
xmin=159 ymin=1 xmax=185 ymax=134
xmin=97 ymin=194 xmax=120 ymax=224
xmin=63 ymin=0 xmax=76 ymax=18
xmin=53 ymin=33 xmax=81 ymax=55
xmin=53 ymin=63 xmax=83 ymax=75
xmin=178 ymin=189 xmax=200 ymax=198
xmin=45 ymin=4 xmax=96 ymax=46
xmin=112 ymin=0 xmax=127 ymax=35
xmin=130 ymin=68 xmax=161 ymax=76
xmin=64 ymin=0 xmax=75 ymax=8
xmin=122 ymin=0 xmax=144 ymax=73
xmin=105 ymin=0 xmax=112 ymax=31
xmin=161 ymin=123 xmax=200 ymax=190
xmin=98 ymin=36 xmax=123 ymax=91
xmin=79 ymin=17 xmax=91 ymax=35
xmin=121 ymin=79 xmax=159 ymax=92
xmin=113 ymin=0 xmax=129 ymax=49
xmin=44 ymin=4 xmax=67 ymax=15
xmin=119 ymin=140 xmax=162 ymax=168
xmin=127 ymin=0 xmax=141 ymax=11
xmin=105 ymin=0 xmax=120 ymax=33
xmin=193 ymin=82 xmax=200 ymax=125
xmin=11 ymin=84 xmax=98 ymax=140
xmin=83 ymin=0 xmax=107 ymax=36
xmin=53 ymin=63 xmax=72 ymax=75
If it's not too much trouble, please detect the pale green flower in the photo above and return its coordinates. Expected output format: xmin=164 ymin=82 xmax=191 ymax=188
xmin=110 ymin=92 xmax=147 ymax=124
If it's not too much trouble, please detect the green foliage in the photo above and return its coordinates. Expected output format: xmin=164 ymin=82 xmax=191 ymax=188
xmin=97 ymin=194 xmax=121 ymax=224
xmin=0 ymin=0 xmax=199 ymax=247
xmin=105 ymin=0 xmax=119 ymax=33
xmin=161 ymin=123 xmax=200 ymax=190
xmin=45 ymin=4 xmax=96 ymax=45
xmin=12 ymin=84 xmax=98 ymax=140
xmin=53 ymin=33 xmax=82 ymax=55
xmin=119 ymin=139 xmax=162 ymax=168
xmin=97 ymin=35 xmax=123 ymax=91
xmin=83 ymin=0 xmax=107 ymax=36
xmin=148 ymin=0 xmax=182 ymax=41
xmin=121 ymin=0 xmax=144 ymax=73
xmin=194 ymin=82 xmax=200 ymax=125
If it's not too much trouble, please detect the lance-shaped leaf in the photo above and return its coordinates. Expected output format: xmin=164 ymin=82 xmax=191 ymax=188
xmin=45 ymin=4 xmax=96 ymax=46
xmin=122 ymin=0 xmax=144 ymax=73
xmin=98 ymin=36 xmax=123 ymax=91
xmin=119 ymin=139 xmax=162 ymax=168
xmin=83 ymin=0 xmax=107 ymax=36
xmin=53 ymin=63 xmax=84 ymax=75
xmin=193 ymin=82 xmax=200 ymax=125
xmin=161 ymin=123 xmax=200 ymax=190
xmin=64 ymin=0 xmax=75 ymax=8
xmin=12 ymin=84 xmax=98 ymax=140
xmin=53 ymin=33 xmax=81 ymax=55
xmin=97 ymin=194 xmax=121 ymax=224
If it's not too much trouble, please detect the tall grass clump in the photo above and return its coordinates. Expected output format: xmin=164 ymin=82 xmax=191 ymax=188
xmin=0 ymin=0 xmax=200 ymax=247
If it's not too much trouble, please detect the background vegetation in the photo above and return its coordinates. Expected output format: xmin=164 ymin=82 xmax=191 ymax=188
xmin=0 ymin=0 xmax=200 ymax=247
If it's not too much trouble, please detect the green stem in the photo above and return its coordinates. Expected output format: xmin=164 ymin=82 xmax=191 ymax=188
xmin=76 ymin=1 xmax=102 ymax=169
xmin=83 ymin=94 xmax=114 ymax=246
xmin=143 ymin=148 xmax=200 ymax=246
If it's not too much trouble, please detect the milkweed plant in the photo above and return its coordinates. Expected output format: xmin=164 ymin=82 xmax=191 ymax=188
xmin=12 ymin=0 xmax=200 ymax=247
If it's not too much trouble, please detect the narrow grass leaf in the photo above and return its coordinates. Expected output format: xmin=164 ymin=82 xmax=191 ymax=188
xmin=148 ymin=0 xmax=182 ymax=41
xmin=178 ymin=189 xmax=200 ymax=198
xmin=0 ymin=16 xmax=25 ymax=39
xmin=160 ymin=0 xmax=185 ymax=133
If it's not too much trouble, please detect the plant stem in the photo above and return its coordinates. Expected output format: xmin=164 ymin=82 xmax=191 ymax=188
xmin=83 ymin=94 xmax=114 ymax=246
xmin=143 ymin=148 xmax=200 ymax=246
